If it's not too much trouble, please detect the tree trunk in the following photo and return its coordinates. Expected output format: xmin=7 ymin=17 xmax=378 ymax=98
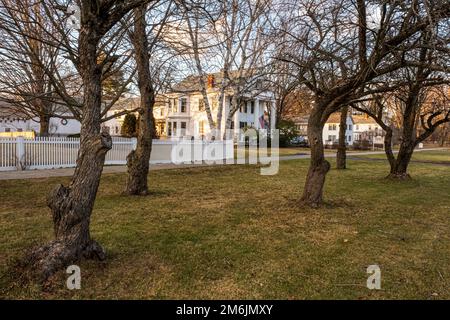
xmin=39 ymin=113 xmax=50 ymax=137
xmin=336 ymin=106 xmax=348 ymax=169
xmin=383 ymin=127 xmax=396 ymax=170
xmin=124 ymin=5 xmax=155 ymax=196
xmin=387 ymin=140 xmax=415 ymax=180
xmin=223 ymin=95 xmax=238 ymax=140
xmin=439 ymin=124 xmax=448 ymax=147
xmin=300 ymin=105 xmax=330 ymax=207
xmin=216 ymin=89 xmax=226 ymax=140
xmin=24 ymin=28 xmax=112 ymax=282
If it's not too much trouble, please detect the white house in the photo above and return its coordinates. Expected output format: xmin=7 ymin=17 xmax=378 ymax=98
xmin=0 ymin=101 xmax=80 ymax=137
xmin=323 ymin=113 xmax=355 ymax=146
xmin=290 ymin=112 xmax=386 ymax=147
xmin=101 ymin=97 xmax=166 ymax=137
xmin=352 ymin=114 xmax=384 ymax=144
xmin=164 ymin=72 xmax=277 ymax=139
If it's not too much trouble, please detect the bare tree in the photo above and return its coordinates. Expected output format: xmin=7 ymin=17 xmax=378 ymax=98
xmin=124 ymin=1 xmax=173 ymax=195
xmin=336 ymin=106 xmax=348 ymax=169
xmin=168 ymin=0 xmax=272 ymax=140
xmin=0 ymin=0 xmax=59 ymax=136
xmin=0 ymin=0 xmax=157 ymax=281
xmin=354 ymin=83 xmax=449 ymax=179
xmin=276 ymin=0 xmax=450 ymax=207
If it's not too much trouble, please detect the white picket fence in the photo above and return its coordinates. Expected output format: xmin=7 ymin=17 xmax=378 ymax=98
xmin=0 ymin=137 xmax=234 ymax=172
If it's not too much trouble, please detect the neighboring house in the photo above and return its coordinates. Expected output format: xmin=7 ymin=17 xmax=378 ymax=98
xmin=290 ymin=115 xmax=309 ymax=137
xmin=101 ymin=97 xmax=167 ymax=137
xmin=288 ymin=112 xmax=386 ymax=146
xmin=0 ymin=101 xmax=80 ymax=137
xmin=352 ymin=114 xmax=385 ymax=145
xmin=164 ymin=72 xmax=276 ymax=139
xmin=323 ymin=113 xmax=354 ymax=146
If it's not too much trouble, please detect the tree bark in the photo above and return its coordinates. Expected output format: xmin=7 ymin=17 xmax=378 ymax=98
xmin=24 ymin=25 xmax=112 ymax=282
xmin=300 ymin=104 xmax=330 ymax=207
xmin=39 ymin=113 xmax=50 ymax=137
xmin=439 ymin=124 xmax=448 ymax=147
xmin=336 ymin=106 xmax=348 ymax=169
xmin=124 ymin=5 xmax=155 ymax=196
xmin=387 ymin=139 xmax=415 ymax=180
xmin=383 ymin=127 xmax=396 ymax=170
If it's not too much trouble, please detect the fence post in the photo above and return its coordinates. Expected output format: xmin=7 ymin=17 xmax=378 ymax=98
xmin=16 ymin=137 xmax=25 ymax=171
xmin=131 ymin=137 xmax=138 ymax=150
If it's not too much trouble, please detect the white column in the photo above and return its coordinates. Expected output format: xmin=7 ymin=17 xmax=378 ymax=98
xmin=254 ymin=99 xmax=260 ymax=129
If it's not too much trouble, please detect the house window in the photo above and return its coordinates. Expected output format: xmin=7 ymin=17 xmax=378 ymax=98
xmin=168 ymin=122 xmax=172 ymax=136
xmin=348 ymin=135 xmax=352 ymax=142
xmin=198 ymin=98 xmax=205 ymax=111
xmin=230 ymin=121 xmax=235 ymax=130
xmin=180 ymin=98 xmax=187 ymax=113
xmin=240 ymin=122 xmax=246 ymax=129
xmin=329 ymin=124 xmax=337 ymax=131
xmin=328 ymin=135 xmax=336 ymax=141
xmin=18 ymin=128 xmax=23 ymax=132
xmin=181 ymin=122 xmax=187 ymax=135
xmin=5 ymin=128 xmax=11 ymax=132
xmin=244 ymin=103 xmax=248 ymax=114
xmin=349 ymin=124 xmax=353 ymax=130
xmin=173 ymin=122 xmax=177 ymax=136
xmin=251 ymin=101 xmax=255 ymax=114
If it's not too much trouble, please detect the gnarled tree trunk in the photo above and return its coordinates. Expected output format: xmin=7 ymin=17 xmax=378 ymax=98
xmin=124 ymin=5 xmax=155 ymax=196
xmin=24 ymin=26 xmax=112 ymax=282
xmin=336 ymin=106 xmax=348 ymax=169
xmin=300 ymin=105 xmax=330 ymax=207
xmin=387 ymin=139 xmax=415 ymax=180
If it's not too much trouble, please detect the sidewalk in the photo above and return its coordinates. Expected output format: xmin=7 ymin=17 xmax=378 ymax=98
xmin=0 ymin=148 xmax=447 ymax=181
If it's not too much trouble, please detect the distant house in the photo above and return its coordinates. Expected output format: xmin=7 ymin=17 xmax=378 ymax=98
xmin=0 ymin=101 xmax=80 ymax=137
xmin=289 ymin=112 xmax=386 ymax=147
xmin=352 ymin=115 xmax=384 ymax=144
xmin=323 ymin=113 xmax=354 ymax=146
xmin=164 ymin=72 xmax=276 ymax=139
xmin=101 ymin=96 xmax=167 ymax=137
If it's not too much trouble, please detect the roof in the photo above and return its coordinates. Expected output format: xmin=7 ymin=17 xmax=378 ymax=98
xmin=326 ymin=113 xmax=343 ymax=124
xmin=289 ymin=113 xmax=377 ymax=125
xmin=171 ymin=70 xmax=256 ymax=93
xmin=352 ymin=115 xmax=377 ymax=124
xmin=289 ymin=115 xmax=309 ymax=124
xmin=107 ymin=95 xmax=167 ymax=112
xmin=0 ymin=101 xmax=31 ymax=119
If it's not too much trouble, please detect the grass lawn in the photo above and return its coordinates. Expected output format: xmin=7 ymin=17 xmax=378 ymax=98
xmin=1 ymin=158 xmax=450 ymax=299
xmin=351 ymin=149 xmax=450 ymax=163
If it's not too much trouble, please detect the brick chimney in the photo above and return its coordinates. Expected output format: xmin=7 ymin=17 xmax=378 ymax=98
xmin=207 ymin=74 xmax=215 ymax=89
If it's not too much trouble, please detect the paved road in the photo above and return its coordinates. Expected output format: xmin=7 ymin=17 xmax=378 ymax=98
xmin=0 ymin=148 xmax=447 ymax=181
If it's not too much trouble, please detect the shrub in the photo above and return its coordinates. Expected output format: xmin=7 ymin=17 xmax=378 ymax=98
xmin=277 ymin=120 xmax=298 ymax=147
xmin=121 ymin=114 xmax=137 ymax=137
